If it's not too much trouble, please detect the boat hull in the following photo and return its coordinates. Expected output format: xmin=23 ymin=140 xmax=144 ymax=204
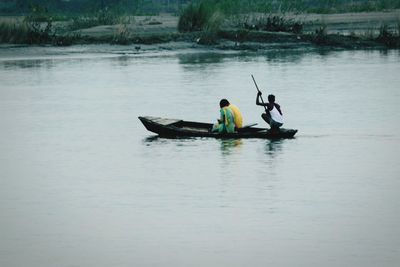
xmin=139 ymin=116 xmax=297 ymax=139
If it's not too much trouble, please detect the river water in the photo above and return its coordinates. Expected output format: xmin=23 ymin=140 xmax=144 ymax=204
xmin=0 ymin=45 xmax=399 ymax=267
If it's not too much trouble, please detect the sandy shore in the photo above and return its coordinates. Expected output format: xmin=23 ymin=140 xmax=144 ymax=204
xmin=300 ymin=10 xmax=400 ymax=34
xmin=70 ymin=14 xmax=179 ymax=38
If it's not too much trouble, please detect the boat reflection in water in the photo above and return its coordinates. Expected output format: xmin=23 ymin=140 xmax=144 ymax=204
xmin=219 ymin=139 xmax=243 ymax=156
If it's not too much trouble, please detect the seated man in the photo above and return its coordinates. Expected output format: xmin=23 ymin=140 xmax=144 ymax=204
xmin=256 ymin=92 xmax=283 ymax=130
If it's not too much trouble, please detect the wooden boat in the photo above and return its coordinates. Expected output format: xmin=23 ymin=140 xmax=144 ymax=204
xmin=139 ymin=116 xmax=297 ymax=139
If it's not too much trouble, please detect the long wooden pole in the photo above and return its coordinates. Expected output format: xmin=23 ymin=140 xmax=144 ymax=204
xmin=251 ymin=74 xmax=268 ymax=114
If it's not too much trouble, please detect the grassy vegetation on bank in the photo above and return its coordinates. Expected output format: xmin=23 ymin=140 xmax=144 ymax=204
xmin=1 ymin=15 xmax=399 ymax=49
xmin=0 ymin=0 xmax=399 ymax=48
xmin=2 ymin=0 xmax=400 ymax=15
xmin=177 ymin=0 xmax=400 ymax=48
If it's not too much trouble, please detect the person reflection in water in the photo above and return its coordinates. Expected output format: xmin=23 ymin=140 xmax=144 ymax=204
xmin=212 ymin=99 xmax=243 ymax=133
xmin=256 ymin=92 xmax=283 ymax=131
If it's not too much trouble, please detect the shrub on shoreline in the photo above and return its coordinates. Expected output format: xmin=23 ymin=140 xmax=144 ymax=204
xmin=0 ymin=18 xmax=80 ymax=45
xmin=0 ymin=15 xmax=54 ymax=44
xmin=376 ymin=23 xmax=400 ymax=48
xmin=69 ymin=10 xmax=120 ymax=31
xmin=241 ymin=15 xmax=303 ymax=34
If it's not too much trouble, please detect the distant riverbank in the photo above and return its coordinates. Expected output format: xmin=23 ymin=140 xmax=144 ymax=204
xmin=1 ymin=10 xmax=399 ymax=49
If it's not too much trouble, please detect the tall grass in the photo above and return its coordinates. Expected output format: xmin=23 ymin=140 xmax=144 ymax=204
xmin=178 ymin=1 xmax=216 ymax=32
xmin=112 ymin=24 xmax=131 ymax=45
xmin=178 ymin=1 xmax=226 ymax=44
xmin=0 ymin=21 xmax=29 ymax=43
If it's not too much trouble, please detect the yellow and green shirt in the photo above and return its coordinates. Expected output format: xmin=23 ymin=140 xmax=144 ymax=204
xmin=219 ymin=106 xmax=235 ymax=133
xmin=229 ymin=104 xmax=243 ymax=128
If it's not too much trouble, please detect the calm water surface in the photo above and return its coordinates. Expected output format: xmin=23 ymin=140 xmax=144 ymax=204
xmin=0 ymin=45 xmax=399 ymax=267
